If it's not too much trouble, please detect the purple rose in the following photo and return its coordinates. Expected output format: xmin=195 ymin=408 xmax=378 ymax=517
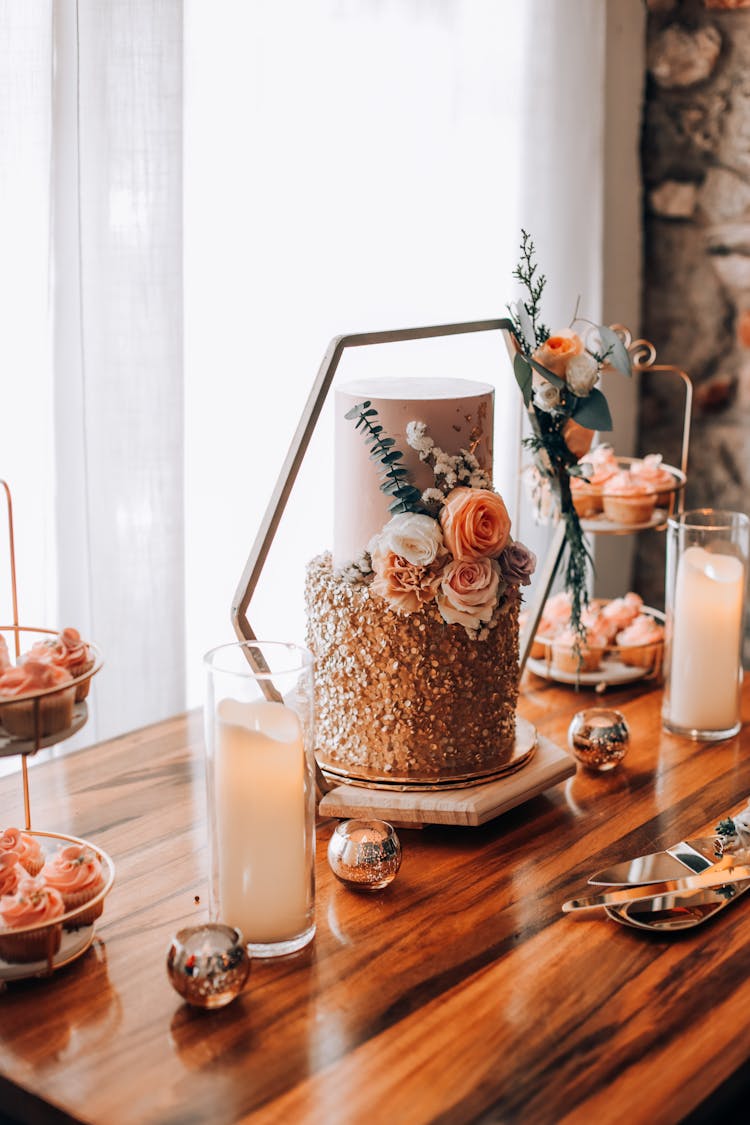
xmin=497 ymin=540 xmax=536 ymax=587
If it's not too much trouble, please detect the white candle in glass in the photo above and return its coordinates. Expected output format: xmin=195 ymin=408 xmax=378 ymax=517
xmin=668 ymin=546 xmax=745 ymax=732
xmin=215 ymin=698 xmax=309 ymax=943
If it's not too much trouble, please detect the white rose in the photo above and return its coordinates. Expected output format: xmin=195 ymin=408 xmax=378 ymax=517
xmin=436 ymin=558 xmax=502 ymax=631
xmin=532 ymin=382 xmax=561 ymax=413
xmin=565 ymin=352 xmax=599 ymax=397
xmin=371 ymin=512 xmax=444 ymax=567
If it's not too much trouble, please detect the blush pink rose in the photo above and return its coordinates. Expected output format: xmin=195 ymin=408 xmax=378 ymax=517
xmin=370 ymin=545 xmax=445 ymax=615
xmin=440 ymin=487 xmax=511 ymax=561
xmin=436 ymin=558 xmax=502 ymax=631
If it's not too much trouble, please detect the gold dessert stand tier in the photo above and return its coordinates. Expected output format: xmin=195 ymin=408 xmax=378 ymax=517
xmin=318 ymin=718 xmax=575 ymax=827
xmin=0 ymin=481 xmax=113 ymax=983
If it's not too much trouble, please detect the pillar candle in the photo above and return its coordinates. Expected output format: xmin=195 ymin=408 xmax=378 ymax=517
xmin=214 ymin=698 xmax=309 ymax=943
xmin=668 ymin=546 xmax=745 ymax=732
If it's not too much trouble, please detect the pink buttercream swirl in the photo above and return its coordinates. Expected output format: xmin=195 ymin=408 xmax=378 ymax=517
xmin=539 ymin=591 xmax=572 ymax=634
xmin=0 ymin=828 xmax=43 ymax=871
xmin=0 ymin=853 xmax=22 ymax=897
xmin=42 ymin=845 xmax=103 ymax=895
xmin=0 ymin=882 xmax=64 ymax=930
xmin=630 ymin=454 xmax=674 ymax=492
xmin=0 ymin=660 xmax=73 ymax=699
xmin=617 ymin=614 xmax=664 ymax=648
xmin=601 ymin=593 xmax=643 ymax=633
xmin=577 ymin=444 xmax=619 ymax=488
xmin=603 ymin=471 xmax=655 ymax=499
xmin=26 ymin=628 xmax=89 ymax=673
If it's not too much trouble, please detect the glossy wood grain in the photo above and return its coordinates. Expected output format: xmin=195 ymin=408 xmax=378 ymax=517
xmin=1 ymin=676 xmax=750 ymax=1124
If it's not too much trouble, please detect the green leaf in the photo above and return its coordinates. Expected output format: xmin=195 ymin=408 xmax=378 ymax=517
xmin=361 ymin=408 xmax=378 ymax=418
xmin=513 ymin=353 xmax=533 ymax=407
xmin=517 ymin=303 xmax=535 ymax=352
xmin=382 ymin=450 xmax=404 ymax=464
xmin=527 ymin=355 xmax=566 ymax=390
xmin=344 ymin=401 xmax=371 ymax=420
xmin=598 ymin=327 xmax=632 ymax=377
xmin=393 ymin=485 xmax=421 ymax=500
xmin=572 ymin=387 xmax=613 ymax=432
xmin=389 ymin=499 xmax=411 ymax=513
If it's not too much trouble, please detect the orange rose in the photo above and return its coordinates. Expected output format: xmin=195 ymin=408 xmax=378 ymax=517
xmin=533 ymin=330 xmax=584 ymax=378
xmin=370 ymin=546 xmax=445 ymax=615
xmin=440 ymin=487 xmax=511 ymax=561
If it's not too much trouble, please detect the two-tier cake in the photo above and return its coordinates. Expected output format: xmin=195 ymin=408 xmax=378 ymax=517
xmin=305 ymin=377 xmax=534 ymax=784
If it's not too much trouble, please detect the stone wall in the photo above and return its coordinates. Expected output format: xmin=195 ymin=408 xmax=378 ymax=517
xmin=636 ymin=0 xmax=750 ymax=606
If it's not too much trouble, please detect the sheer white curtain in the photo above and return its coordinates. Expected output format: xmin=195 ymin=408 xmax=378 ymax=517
xmin=0 ymin=0 xmax=183 ymax=754
xmin=0 ymin=0 xmax=628 ymax=754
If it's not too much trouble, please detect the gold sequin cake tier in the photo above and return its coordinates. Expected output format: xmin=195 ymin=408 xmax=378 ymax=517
xmin=305 ymin=553 xmax=520 ymax=783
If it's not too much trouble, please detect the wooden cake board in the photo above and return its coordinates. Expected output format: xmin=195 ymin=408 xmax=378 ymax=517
xmin=318 ymin=734 xmax=574 ymax=828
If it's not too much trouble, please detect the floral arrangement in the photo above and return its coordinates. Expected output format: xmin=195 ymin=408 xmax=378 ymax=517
xmin=506 ymin=231 xmax=632 ymax=638
xmin=341 ymin=406 xmax=536 ymax=640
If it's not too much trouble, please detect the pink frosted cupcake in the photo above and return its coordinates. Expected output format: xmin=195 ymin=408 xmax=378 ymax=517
xmin=616 ymin=614 xmax=665 ymax=671
xmin=0 ymin=827 xmax=44 ymax=876
xmin=572 ymin=446 xmax=620 ymax=516
xmin=630 ymin=454 xmax=675 ymax=506
xmin=42 ymin=844 xmax=105 ymax=928
xmin=26 ymin=628 xmax=94 ymax=702
xmin=0 ymin=661 xmax=75 ymax=738
xmin=0 ymin=879 xmax=65 ymax=963
xmin=602 ymin=471 xmax=657 ymax=525
xmin=601 ymin=593 xmax=643 ymax=639
xmin=552 ymin=626 xmax=606 ymax=674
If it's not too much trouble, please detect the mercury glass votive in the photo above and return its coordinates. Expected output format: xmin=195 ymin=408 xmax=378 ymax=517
xmin=327 ymin=819 xmax=402 ymax=891
xmin=568 ymin=708 xmax=630 ymax=772
xmin=166 ymin=924 xmax=250 ymax=1009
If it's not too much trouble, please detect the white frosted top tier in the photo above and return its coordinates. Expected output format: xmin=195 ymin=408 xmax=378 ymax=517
xmin=334 ymin=377 xmax=494 ymax=568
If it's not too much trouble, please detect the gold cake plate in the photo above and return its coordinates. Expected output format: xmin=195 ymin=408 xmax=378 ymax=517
xmin=318 ymin=719 xmax=575 ymax=827
xmin=318 ymin=716 xmax=538 ymax=792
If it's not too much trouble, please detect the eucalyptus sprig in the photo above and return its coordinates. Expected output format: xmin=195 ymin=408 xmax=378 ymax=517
xmin=345 ymin=401 xmax=422 ymax=514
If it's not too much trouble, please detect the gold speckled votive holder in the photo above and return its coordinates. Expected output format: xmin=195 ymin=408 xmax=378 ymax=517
xmin=327 ymin=819 xmax=402 ymax=891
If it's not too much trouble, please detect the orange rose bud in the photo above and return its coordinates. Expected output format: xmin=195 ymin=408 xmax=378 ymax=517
xmin=440 ymin=487 xmax=511 ymax=561
xmin=533 ymin=330 xmax=584 ymax=379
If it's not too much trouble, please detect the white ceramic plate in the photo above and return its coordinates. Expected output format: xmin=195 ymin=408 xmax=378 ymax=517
xmin=526 ymin=656 xmax=648 ymax=687
xmin=0 ymin=924 xmax=94 ymax=982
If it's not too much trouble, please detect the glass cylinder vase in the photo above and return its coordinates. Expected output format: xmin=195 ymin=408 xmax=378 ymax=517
xmin=662 ymin=510 xmax=749 ymax=740
xmin=203 ymin=641 xmax=316 ymax=956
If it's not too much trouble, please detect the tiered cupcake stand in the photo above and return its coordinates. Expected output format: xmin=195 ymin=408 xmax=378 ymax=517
xmin=518 ymin=328 xmax=693 ymax=688
xmin=0 ymin=481 xmax=114 ymax=982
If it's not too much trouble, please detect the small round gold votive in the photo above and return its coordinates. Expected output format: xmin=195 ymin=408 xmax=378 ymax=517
xmin=327 ymin=819 xmax=402 ymax=891
xmin=166 ymin=923 xmax=250 ymax=1009
xmin=568 ymin=708 xmax=630 ymax=772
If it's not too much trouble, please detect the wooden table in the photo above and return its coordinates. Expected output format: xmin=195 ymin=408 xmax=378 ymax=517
xmin=1 ymin=675 xmax=750 ymax=1125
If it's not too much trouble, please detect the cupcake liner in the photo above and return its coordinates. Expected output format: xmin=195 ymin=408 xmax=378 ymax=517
xmin=0 ymin=686 xmax=75 ymax=739
xmin=71 ymin=657 xmax=95 ymax=702
xmin=61 ymin=882 xmax=105 ymax=929
xmin=602 ymin=495 xmax=657 ymax=525
xmin=0 ymin=923 xmax=62 ymax=964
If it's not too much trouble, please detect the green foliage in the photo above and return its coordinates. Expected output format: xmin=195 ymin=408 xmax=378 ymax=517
xmin=598 ymin=326 xmax=633 ymax=378
xmin=511 ymin=230 xmax=550 ymax=348
xmin=513 ymin=354 xmax=533 ymax=407
xmin=716 ymin=818 xmax=736 ymax=836
xmin=345 ymin=401 xmax=422 ymax=514
xmin=572 ymin=387 xmax=613 ymax=432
